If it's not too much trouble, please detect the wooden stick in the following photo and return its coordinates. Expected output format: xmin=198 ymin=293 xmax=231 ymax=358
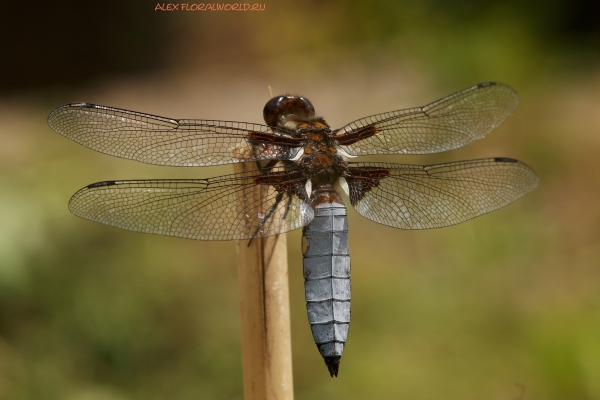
xmin=235 ymin=162 xmax=295 ymax=400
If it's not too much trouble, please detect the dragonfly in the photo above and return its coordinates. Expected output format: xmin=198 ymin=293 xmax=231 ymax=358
xmin=48 ymin=82 xmax=538 ymax=377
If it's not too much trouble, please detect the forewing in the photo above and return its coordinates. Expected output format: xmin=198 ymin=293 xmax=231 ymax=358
xmin=335 ymin=82 xmax=519 ymax=155
xmin=48 ymin=103 xmax=302 ymax=166
xmin=68 ymin=169 xmax=314 ymax=240
xmin=345 ymin=158 xmax=538 ymax=229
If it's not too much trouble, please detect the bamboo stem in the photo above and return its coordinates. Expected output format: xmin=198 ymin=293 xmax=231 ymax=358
xmin=235 ymin=162 xmax=294 ymax=400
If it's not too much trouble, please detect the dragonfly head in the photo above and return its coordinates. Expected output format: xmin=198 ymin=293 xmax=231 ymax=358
xmin=263 ymin=94 xmax=316 ymax=128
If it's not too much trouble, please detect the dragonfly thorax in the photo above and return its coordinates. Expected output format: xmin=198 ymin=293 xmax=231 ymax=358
xmin=299 ymin=131 xmax=348 ymax=180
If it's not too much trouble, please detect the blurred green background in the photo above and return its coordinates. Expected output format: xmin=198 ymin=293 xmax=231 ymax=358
xmin=1 ymin=0 xmax=600 ymax=399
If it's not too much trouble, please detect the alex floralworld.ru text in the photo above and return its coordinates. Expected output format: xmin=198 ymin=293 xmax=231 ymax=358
xmin=155 ymin=3 xmax=266 ymax=11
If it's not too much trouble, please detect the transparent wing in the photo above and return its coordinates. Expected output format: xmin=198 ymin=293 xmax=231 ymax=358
xmin=48 ymin=103 xmax=303 ymax=166
xmin=345 ymin=158 xmax=538 ymax=229
xmin=68 ymin=168 xmax=314 ymax=240
xmin=335 ymin=82 xmax=519 ymax=155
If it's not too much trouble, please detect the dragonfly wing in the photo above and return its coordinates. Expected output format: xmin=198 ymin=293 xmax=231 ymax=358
xmin=345 ymin=158 xmax=538 ymax=229
xmin=335 ymin=82 xmax=519 ymax=155
xmin=68 ymin=168 xmax=314 ymax=240
xmin=48 ymin=103 xmax=303 ymax=166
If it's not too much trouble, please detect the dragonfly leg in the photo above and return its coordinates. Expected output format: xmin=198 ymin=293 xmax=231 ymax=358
xmin=280 ymin=192 xmax=293 ymax=222
xmin=251 ymin=143 xmax=279 ymax=172
xmin=248 ymin=191 xmax=284 ymax=246
xmin=257 ymin=159 xmax=279 ymax=173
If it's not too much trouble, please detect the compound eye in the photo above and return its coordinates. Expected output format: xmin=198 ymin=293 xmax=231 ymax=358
xmin=263 ymin=95 xmax=315 ymax=127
